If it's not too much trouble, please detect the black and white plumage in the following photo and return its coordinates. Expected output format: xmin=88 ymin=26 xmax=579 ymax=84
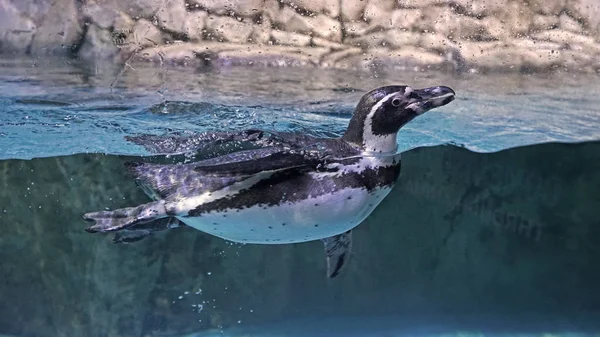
xmin=83 ymin=85 xmax=455 ymax=278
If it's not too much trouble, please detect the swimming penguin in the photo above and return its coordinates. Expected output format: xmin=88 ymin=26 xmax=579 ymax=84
xmin=83 ymin=85 xmax=456 ymax=278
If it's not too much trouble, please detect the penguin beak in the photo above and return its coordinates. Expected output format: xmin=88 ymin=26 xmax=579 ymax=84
xmin=406 ymin=86 xmax=455 ymax=115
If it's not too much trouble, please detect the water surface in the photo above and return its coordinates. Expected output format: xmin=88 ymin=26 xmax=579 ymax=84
xmin=2 ymin=58 xmax=600 ymax=160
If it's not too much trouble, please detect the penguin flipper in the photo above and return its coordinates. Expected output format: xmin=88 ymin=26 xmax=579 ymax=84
xmin=322 ymin=230 xmax=353 ymax=279
xmin=125 ymin=129 xmax=278 ymax=155
xmin=193 ymin=151 xmax=325 ymax=177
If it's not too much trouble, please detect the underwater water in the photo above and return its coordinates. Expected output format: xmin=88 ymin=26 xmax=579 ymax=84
xmin=0 ymin=57 xmax=599 ymax=337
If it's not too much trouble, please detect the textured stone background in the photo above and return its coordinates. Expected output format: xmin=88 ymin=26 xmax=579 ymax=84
xmin=2 ymin=0 xmax=600 ymax=73
xmin=0 ymin=141 xmax=599 ymax=336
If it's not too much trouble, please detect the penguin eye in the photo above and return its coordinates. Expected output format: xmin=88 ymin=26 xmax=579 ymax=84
xmin=391 ymin=98 xmax=401 ymax=107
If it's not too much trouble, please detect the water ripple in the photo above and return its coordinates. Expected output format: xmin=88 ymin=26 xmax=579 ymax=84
xmin=1 ymin=63 xmax=600 ymax=159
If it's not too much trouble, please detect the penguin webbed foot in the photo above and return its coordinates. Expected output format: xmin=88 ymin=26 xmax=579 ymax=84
xmin=322 ymin=230 xmax=353 ymax=279
xmin=111 ymin=217 xmax=182 ymax=244
xmin=83 ymin=201 xmax=168 ymax=233
xmin=112 ymin=229 xmax=152 ymax=243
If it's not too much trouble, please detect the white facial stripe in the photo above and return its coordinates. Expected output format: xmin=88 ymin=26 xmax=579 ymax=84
xmin=362 ymin=92 xmax=399 ymax=153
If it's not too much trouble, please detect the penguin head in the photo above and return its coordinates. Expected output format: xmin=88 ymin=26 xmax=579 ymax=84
xmin=343 ymin=85 xmax=455 ymax=153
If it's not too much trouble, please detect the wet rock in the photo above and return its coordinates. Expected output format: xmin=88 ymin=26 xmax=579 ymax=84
xmin=81 ymin=2 xmax=135 ymax=34
xmin=122 ymin=19 xmax=163 ymax=54
xmin=346 ymin=32 xmax=386 ymax=48
xmin=250 ymin=14 xmax=271 ymax=44
xmin=340 ymin=0 xmax=367 ymax=21
xmin=8 ymin=0 xmax=53 ymax=23
xmin=321 ymin=47 xmax=362 ymax=67
xmin=92 ymin=0 xmax=168 ymax=20
xmin=419 ymin=32 xmax=457 ymax=52
xmin=2 ymin=0 xmax=600 ymax=73
xmin=398 ymin=0 xmax=446 ymax=8
xmin=461 ymin=44 xmax=523 ymax=71
xmin=532 ymin=29 xmax=596 ymax=48
xmin=450 ymin=0 xmax=510 ymax=17
xmin=519 ymin=46 xmax=563 ymax=71
xmin=129 ymin=0 xmax=172 ymax=19
xmin=570 ymin=0 xmax=600 ymax=33
xmin=558 ymin=49 xmax=596 ymax=72
xmin=559 ymin=13 xmax=584 ymax=33
xmin=494 ymin=2 xmax=535 ymax=37
xmin=363 ymin=0 xmax=394 ymax=24
xmin=83 ymin=2 xmax=120 ymax=29
xmin=389 ymin=8 xmax=422 ymax=30
xmin=457 ymin=40 xmax=507 ymax=69
xmin=29 ymin=0 xmax=82 ymax=55
xmin=526 ymin=0 xmax=567 ymax=16
xmin=270 ymin=5 xmax=298 ymax=28
xmin=415 ymin=6 xmax=495 ymax=41
xmin=205 ymin=15 xmax=254 ymax=43
xmin=156 ymin=0 xmax=187 ymax=33
xmin=271 ymin=30 xmax=312 ymax=46
xmin=283 ymin=0 xmax=340 ymax=17
xmin=460 ymin=40 xmax=591 ymax=73
xmin=134 ymin=41 xmax=235 ymax=65
xmin=311 ymin=36 xmax=346 ymax=49
xmin=182 ymin=11 xmax=208 ymax=41
xmin=136 ymin=41 xmax=200 ymax=65
xmin=384 ymin=29 xmax=422 ymax=48
xmin=511 ymin=38 xmax=563 ymax=53
xmin=481 ymin=16 xmax=510 ymax=41
xmin=189 ymin=0 xmax=264 ymax=17
xmin=385 ymin=46 xmax=445 ymax=66
xmin=262 ymin=0 xmax=282 ymax=22
xmin=530 ymin=14 xmax=560 ymax=34
xmin=114 ymin=12 xmax=136 ymax=36
xmin=0 ymin=0 xmax=36 ymax=54
xmin=343 ymin=21 xmax=370 ymax=37
xmin=77 ymin=24 xmax=121 ymax=61
xmin=340 ymin=45 xmax=445 ymax=70
xmin=283 ymin=12 xmax=342 ymax=42
xmin=136 ymin=42 xmax=329 ymax=67
xmin=216 ymin=47 xmax=320 ymax=67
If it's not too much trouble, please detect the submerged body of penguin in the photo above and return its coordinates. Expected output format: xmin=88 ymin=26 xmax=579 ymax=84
xmin=84 ymin=85 xmax=456 ymax=278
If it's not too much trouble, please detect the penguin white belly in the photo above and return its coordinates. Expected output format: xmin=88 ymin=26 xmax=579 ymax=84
xmin=176 ymin=186 xmax=392 ymax=244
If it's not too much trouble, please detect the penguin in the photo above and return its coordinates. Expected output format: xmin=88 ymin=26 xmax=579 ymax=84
xmin=83 ymin=85 xmax=456 ymax=278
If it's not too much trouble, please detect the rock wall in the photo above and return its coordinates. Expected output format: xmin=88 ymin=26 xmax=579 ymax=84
xmin=2 ymin=0 xmax=600 ymax=72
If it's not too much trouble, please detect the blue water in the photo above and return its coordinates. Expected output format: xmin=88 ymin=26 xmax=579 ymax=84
xmin=1 ymin=58 xmax=600 ymax=160
xmin=1 ymin=58 xmax=600 ymax=337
